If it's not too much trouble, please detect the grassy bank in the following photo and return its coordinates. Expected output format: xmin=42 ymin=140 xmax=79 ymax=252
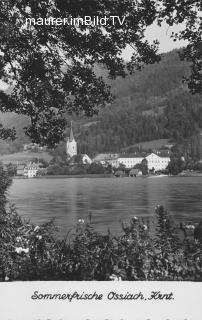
xmin=0 ymin=151 xmax=52 ymax=164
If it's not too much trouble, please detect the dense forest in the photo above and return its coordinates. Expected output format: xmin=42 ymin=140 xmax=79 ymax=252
xmin=0 ymin=49 xmax=202 ymax=158
xmin=77 ymin=50 xmax=202 ymax=157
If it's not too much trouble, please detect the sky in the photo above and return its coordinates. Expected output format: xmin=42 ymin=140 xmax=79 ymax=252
xmin=122 ymin=22 xmax=188 ymax=60
xmin=0 ymin=23 xmax=187 ymax=91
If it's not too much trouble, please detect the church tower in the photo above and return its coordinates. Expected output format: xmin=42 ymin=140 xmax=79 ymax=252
xmin=66 ymin=121 xmax=77 ymax=158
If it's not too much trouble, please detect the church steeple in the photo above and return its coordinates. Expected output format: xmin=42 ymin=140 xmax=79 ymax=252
xmin=66 ymin=121 xmax=77 ymax=158
xmin=69 ymin=121 xmax=74 ymax=142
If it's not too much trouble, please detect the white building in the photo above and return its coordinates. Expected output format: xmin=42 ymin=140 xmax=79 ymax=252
xmin=66 ymin=121 xmax=77 ymax=158
xmin=145 ymin=153 xmax=170 ymax=171
xmin=24 ymin=163 xmax=39 ymax=178
xmin=23 ymin=143 xmax=47 ymax=152
xmin=82 ymin=154 xmax=92 ymax=164
xmin=117 ymin=155 xmax=144 ymax=169
xmin=93 ymin=152 xmax=170 ymax=171
xmin=117 ymin=153 xmax=170 ymax=171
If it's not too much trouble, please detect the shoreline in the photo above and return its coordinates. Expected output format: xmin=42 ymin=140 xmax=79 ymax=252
xmin=13 ymin=172 xmax=202 ymax=179
xmin=13 ymin=173 xmax=114 ymax=179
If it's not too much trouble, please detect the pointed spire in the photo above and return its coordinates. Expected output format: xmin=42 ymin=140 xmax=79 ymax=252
xmin=69 ymin=120 xmax=74 ymax=142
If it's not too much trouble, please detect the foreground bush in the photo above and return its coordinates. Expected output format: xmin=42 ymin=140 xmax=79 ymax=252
xmin=0 ymin=164 xmax=202 ymax=281
xmin=0 ymin=203 xmax=202 ymax=281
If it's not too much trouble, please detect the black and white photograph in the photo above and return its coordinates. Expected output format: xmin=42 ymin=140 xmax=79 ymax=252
xmin=0 ymin=0 xmax=202 ymax=318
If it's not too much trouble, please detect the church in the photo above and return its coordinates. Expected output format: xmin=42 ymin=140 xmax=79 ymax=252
xmin=66 ymin=122 xmax=92 ymax=164
xmin=66 ymin=121 xmax=77 ymax=158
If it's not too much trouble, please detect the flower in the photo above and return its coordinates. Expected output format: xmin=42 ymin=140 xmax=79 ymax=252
xmin=16 ymin=236 xmax=21 ymax=242
xmin=143 ymin=225 xmax=148 ymax=231
xmin=15 ymin=247 xmax=29 ymax=254
xmin=78 ymin=219 xmax=85 ymax=224
xmin=109 ymin=274 xmax=122 ymax=281
xmin=185 ymin=224 xmax=195 ymax=230
xmin=5 ymin=276 xmax=9 ymax=281
xmin=15 ymin=247 xmax=23 ymax=254
xmin=34 ymin=226 xmax=40 ymax=232
xmin=131 ymin=216 xmax=138 ymax=224
xmin=36 ymin=235 xmax=42 ymax=240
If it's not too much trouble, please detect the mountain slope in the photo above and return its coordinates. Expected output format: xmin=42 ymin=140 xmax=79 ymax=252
xmin=0 ymin=49 xmax=201 ymax=156
xmin=77 ymin=50 xmax=202 ymax=155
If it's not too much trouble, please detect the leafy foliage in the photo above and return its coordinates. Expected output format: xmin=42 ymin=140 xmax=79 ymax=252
xmin=157 ymin=0 xmax=202 ymax=94
xmin=0 ymin=0 xmax=161 ymax=146
xmin=0 ymin=162 xmax=12 ymax=209
xmin=167 ymin=156 xmax=185 ymax=175
xmin=0 ymin=1 xmax=201 ymax=146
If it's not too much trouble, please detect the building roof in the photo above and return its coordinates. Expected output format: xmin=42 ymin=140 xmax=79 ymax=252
xmin=158 ymin=155 xmax=170 ymax=158
xmin=93 ymin=153 xmax=118 ymax=161
xmin=93 ymin=152 xmax=170 ymax=162
xmin=25 ymin=162 xmax=40 ymax=169
xmin=17 ymin=164 xmax=25 ymax=170
xmin=146 ymin=152 xmax=170 ymax=159
xmin=129 ymin=168 xmax=139 ymax=173
xmin=118 ymin=153 xmax=145 ymax=159
xmin=114 ymin=170 xmax=124 ymax=176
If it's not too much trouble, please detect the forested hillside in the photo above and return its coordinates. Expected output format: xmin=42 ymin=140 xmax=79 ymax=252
xmin=0 ymin=49 xmax=202 ymax=157
xmin=0 ymin=113 xmax=29 ymax=154
xmin=77 ymin=50 xmax=202 ymax=156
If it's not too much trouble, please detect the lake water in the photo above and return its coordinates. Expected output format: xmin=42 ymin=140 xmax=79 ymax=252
xmin=8 ymin=176 xmax=202 ymax=236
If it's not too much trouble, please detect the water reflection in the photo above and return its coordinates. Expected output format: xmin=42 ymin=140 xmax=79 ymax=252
xmin=8 ymin=176 xmax=202 ymax=235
